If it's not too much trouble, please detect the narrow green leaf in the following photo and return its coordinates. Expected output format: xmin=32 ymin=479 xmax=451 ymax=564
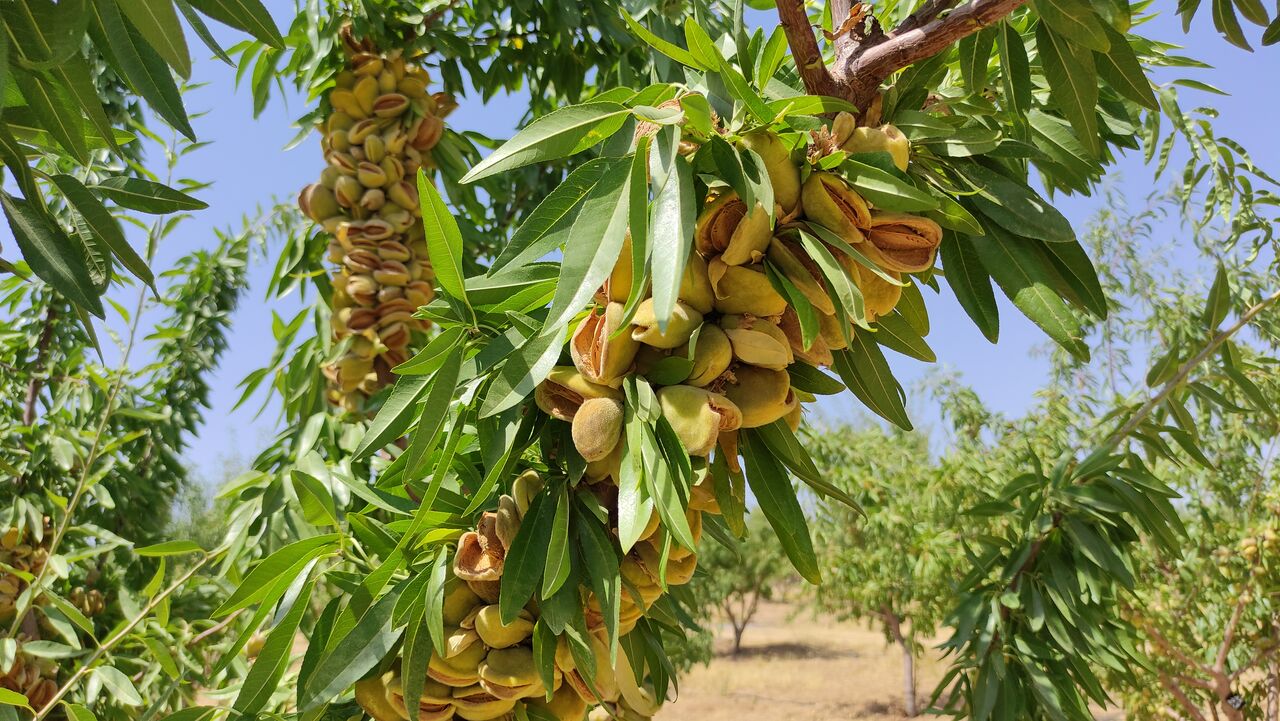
xmin=1212 ymin=0 xmax=1254 ymax=47
xmin=174 ymin=0 xmax=235 ymax=65
xmin=971 ymin=229 xmax=1089 ymax=360
xmin=93 ymin=177 xmax=207 ymax=213
xmin=543 ymin=162 xmax=630 ymax=334
xmin=648 ymin=128 xmax=696 ymax=330
xmin=618 ymin=8 xmax=709 ymax=70
xmin=352 ymin=375 xmax=430 ymax=461
xmin=842 ymin=160 xmax=939 ymax=211
xmin=1200 ymin=262 xmax=1230 ymax=328
xmin=233 ymin=580 xmax=313 ymax=714
xmin=542 ymin=487 xmax=572 ymax=597
xmin=115 ymin=0 xmax=191 ymax=78
xmin=462 ymin=102 xmax=630 ymax=183
xmin=299 ymin=589 xmax=403 ymax=710
xmin=418 ymin=171 xmax=470 ymax=314
xmin=960 ymin=162 xmax=1075 ymax=242
xmin=187 ymin=0 xmax=284 ymax=46
xmin=49 ymin=174 xmax=154 ymax=290
xmin=1033 ymin=0 xmax=1111 ymax=50
xmin=1094 ymin=27 xmax=1158 ymax=110
xmin=489 ymin=158 xmax=616 ymax=273
xmin=48 ymin=56 xmax=120 ymax=154
xmin=214 ymin=534 xmax=339 ymax=616
xmin=1037 ymin=23 xmax=1101 ymax=156
xmin=831 ymin=338 xmax=913 ymax=430
xmin=739 ymin=433 xmax=821 ymax=584
xmin=12 ymin=69 xmax=87 ymax=164
xmin=500 ymin=490 xmax=556 ymax=623
xmin=88 ymin=0 xmax=195 ymax=139
xmin=2 ymin=190 xmax=104 ymax=318
xmin=875 ymin=312 xmax=937 ymax=362
xmin=480 ymin=324 xmax=562 ymax=418
xmin=134 ymin=540 xmax=202 ymax=556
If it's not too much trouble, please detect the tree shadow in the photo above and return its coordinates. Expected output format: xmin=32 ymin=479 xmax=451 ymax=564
xmin=718 ymin=641 xmax=855 ymax=661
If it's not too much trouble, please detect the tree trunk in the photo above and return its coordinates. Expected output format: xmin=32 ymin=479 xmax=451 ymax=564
xmin=883 ymin=607 xmax=918 ymax=716
xmin=732 ymin=622 xmax=745 ymax=655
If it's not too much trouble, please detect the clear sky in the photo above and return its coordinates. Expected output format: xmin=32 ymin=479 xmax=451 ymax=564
xmin=107 ymin=2 xmax=1279 ymax=481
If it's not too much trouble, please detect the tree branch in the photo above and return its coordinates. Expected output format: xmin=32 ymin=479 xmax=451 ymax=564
xmin=836 ymin=0 xmax=1031 ymax=110
xmin=1160 ymin=674 xmax=1210 ymax=721
xmin=23 ymin=305 xmax=57 ymax=426
xmin=775 ymin=0 xmax=841 ymax=97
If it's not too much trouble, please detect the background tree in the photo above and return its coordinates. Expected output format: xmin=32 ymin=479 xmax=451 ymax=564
xmin=689 ymin=514 xmax=793 ymax=655
xmin=806 ymin=421 xmax=974 ymax=716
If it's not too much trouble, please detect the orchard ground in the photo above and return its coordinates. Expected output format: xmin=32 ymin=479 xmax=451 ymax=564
xmin=659 ymin=599 xmax=1126 ymax=720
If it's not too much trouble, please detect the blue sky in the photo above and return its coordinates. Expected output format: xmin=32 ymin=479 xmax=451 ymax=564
xmin=108 ymin=2 xmax=1279 ymax=481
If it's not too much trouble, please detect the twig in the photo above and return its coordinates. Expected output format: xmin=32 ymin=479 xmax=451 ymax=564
xmin=187 ymin=608 xmax=244 ymax=647
xmin=32 ymin=549 xmax=224 ymax=721
xmin=1160 ymin=674 xmax=1211 ymax=721
xmin=774 ymin=0 xmax=842 ymax=97
xmin=835 ymin=0 xmax=1032 ymax=111
xmin=1105 ymin=289 xmax=1280 ymax=450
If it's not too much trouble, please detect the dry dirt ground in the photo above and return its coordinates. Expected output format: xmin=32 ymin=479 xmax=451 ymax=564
xmin=656 ymin=600 xmax=1125 ymax=721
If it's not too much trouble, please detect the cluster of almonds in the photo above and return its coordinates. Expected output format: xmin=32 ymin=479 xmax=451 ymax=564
xmin=0 ymin=638 xmax=57 ymax=710
xmin=0 ymin=524 xmax=49 ymax=623
xmin=299 ymin=30 xmax=453 ymax=413
xmin=355 ymin=472 xmax=660 ymax=721
xmin=533 ymin=110 xmax=940 ymax=523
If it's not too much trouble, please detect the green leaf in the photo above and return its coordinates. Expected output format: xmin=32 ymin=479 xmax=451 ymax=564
xmin=115 ymin=0 xmax=191 ymax=78
xmin=1037 ymin=23 xmax=1101 ymax=157
xmin=875 ymin=312 xmax=937 ymax=362
xmin=1041 ymin=238 xmax=1107 ymax=317
xmin=1200 ymin=262 xmax=1230 ymax=328
xmin=543 ymin=161 xmax=630 ymax=334
xmin=62 ymin=704 xmax=95 ymax=721
xmin=997 ymin=21 xmax=1032 ymax=116
xmin=93 ymin=667 xmax=142 ymax=706
xmin=394 ymin=326 xmax=467 ymax=376
xmin=92 ymin=177 xmax=207 ymax=213
xmin=960 ymin=162 xmax=1075 ymax=242
xmin=752 ymin=422 xmax=861 ymax=511
xmin=765 ymin=95 xmax=858 ymax=117
xmin=842 ymin=160 xmax=939 ymax=211
xmin=402 ymin=346 xmax=463 ymax=474
xmin=739 ymin=432 xmax=821 ymax=584
xmin=1263 ymin=17 xmax=1280 ymax=44
xmin=795 ymin=229 xmax=865 ymax=338
xmin=971 ymin=229 xmax=1089 ymax=360
xmin=480 ymin=323 xmax=562 ymax=419
xmin=787 ymin=362 xmax=845 ymax=395
xmin=134 ymin=540 xmax=202 ymax=556
xmin=1212 ymin=0 xmax=1253 ymax=48
xmin=12 ymin=69 xmax=88 ymax=164
xmin=942 ymin=234 xmax=1000 ymax=342
xmin=1094 ymin=27 xmax=1158 ymax=110
xmin=291 ymin=471 xmax=339 ymax=527
xmin=462 ymin=102 xmax=630 ymax=183
xmin=214 ymin=534 xmax=338 ymax=616
xmin=233 ymin=580 xmax=313 ymax=714
xmin=418 ymin=171 xmax=470 ymax=315
xmin=489 ymin=158 xmax=616 ymax=273
xmin=88 ymin=0 xmax=195 ymax=139
xmin=959 ymin=27 xmax=997 ymax=94
xmin=831 ymin=337 xmax=913 ymax=430
xmin=187 ymin=0 xmax=284 ymax=46
xmin=618 ymin=8 xmax=709 ymax=70
xmin=0 ymin=689 xmax=31 ymax=709
xmin=542 ymin=487 xmax=572 ymax=597
xmin=500 ymin=490 xmax=556 ymax=623
xmin=49 ymin=174 xmax=154 ymax=290
xmin=299 ymin=589 xmax=403 ymax=710
xmin=174 ymin=0 xmax=234 ymax=65
xmin=48 ymin=56 xmax=120 ymax=154
xmin=2 ymin=190 xmax=104 ymax=318
xmin=648 ymin=128 xmax=696 ymax=331
xmin=400 ymin=605 xmax=432 ymax=717
xmin=352 ymin=375 xmax=430 ymax=461
xmin=576 ymin=506 xmax=621 ymax=650
xmin=1033 ymin=0 xmax=1111 ymax=50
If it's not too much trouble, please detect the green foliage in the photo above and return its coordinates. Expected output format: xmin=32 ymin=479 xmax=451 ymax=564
xmin=0 ymin=0 xmax=282 ymax=320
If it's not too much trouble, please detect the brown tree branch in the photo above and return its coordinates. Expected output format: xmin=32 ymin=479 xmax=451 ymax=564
xmin=775 ymin=0 xmax=841 ymax=97
xmin=23 ymin=305 xmax=57 ymax=426
xmin=1160 ymin=674 xmax=1210 ymax=721
xmin=835 ymin=0 xmax=1031 ymax=110
xmin=1216 ymin=595 xmax=1249 ymax=672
